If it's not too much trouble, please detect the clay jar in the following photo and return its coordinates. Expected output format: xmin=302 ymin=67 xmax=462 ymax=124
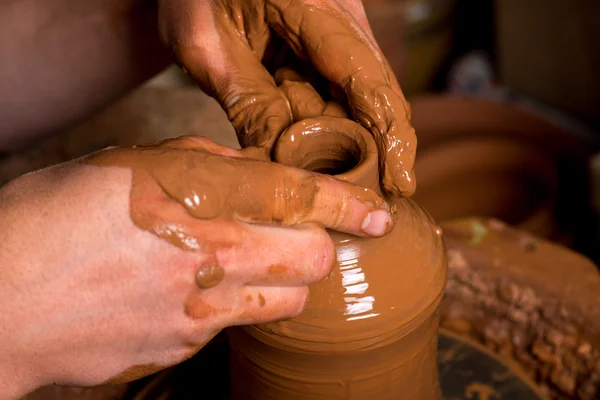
xmin=227 ymin=117 xmax=447 ymax=399
xmin=409 ymin=95 xmax=593 ymax=241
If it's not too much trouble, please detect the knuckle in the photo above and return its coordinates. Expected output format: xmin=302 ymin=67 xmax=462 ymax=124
xmin=174 ymin=317 xmax=203 ymax=344
xmin=306 ymin=227 xmax=336 ymax=283
xmin=227 ymin=91 xmax=292 ymax=147
xmin=287 ymin=286 xmax=310 ymax=318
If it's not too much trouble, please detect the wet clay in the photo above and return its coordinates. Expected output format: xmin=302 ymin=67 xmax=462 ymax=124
xmin=164 ymin=0 xmax=417 ymax=196
xmin=228 ymin=117 xmax=447 ymax=399
xmin=195 ymin=264 xmax=225 ymax=289
xmin=84 ymin=139 xmax=384 ymax=252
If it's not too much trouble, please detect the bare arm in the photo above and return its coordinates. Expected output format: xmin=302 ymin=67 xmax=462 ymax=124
xmin=0 ymin=0 xmax=169 ymax=151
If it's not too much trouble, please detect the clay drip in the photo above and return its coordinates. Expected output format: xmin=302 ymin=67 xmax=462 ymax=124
xmin=227 ymin=117 xmax=447 ymax=399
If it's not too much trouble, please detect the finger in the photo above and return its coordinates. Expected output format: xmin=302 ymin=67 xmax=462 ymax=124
xmin=123 ymin=165 xmax=247 ymax=255
xmin=232 ymin=285 xmax=309 ymax=326
xmin=166 ymin=154 xmax=392 ymax=236
xmin=274 ymin=67 xmax=306 ymax=84
xmin=323 ymin=101 xmax=348 ymax=118
xmin=158 ymin=0 xmax=292 ymax=152
xmin=172 ymin=136 xmax=245 ymax=158
xmin=275 ymin=67 xmax=343 ymax=121
xmin=219 ymin=223 xmax=335 ymax=286
xmin=265 ymin=1 xmax=417 ymax=197
xmin=184 ymin=285 xmax=308 ymax=329
xmin=129 ymin=140 xmax=393 ymax=237
xmin=152 ymin=136 xmax=269 ymax=162
xmin=278 ymin=80 xmax=326 ymax=121
xmin=340 ymin=0 xmax=404 ymax=95
xmin=151 ymin=136 xmax=245 ymax=158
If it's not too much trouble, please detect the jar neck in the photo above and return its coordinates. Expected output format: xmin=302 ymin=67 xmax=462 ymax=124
xmin=273 ymin=116 xmax=381 ymax=195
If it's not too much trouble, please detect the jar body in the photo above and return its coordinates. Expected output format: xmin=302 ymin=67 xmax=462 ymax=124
xmin=228 ymin=198 xmax=447 ymax=400
xmin=229 ymin=312 xmax=442 ymax=400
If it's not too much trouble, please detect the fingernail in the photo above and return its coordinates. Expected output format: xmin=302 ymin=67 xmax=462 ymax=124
xmin=361 ymin=209 xmax=392 ymax=237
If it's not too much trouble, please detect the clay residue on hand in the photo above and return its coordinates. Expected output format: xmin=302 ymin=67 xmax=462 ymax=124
xmin=84 ymin=138 xmax=387 ymax=252
xmin=84 ymin=141 xmax=367 ymax=250
xmin=272 ymin=61 xmax=416 ymax=197
xmin=195 ymin=264 xmax=225 ymax=289
xmin=266 ymin=2 xmax=417 ymax=196
xmin=163 ymin=0 xmax=417 ymax=197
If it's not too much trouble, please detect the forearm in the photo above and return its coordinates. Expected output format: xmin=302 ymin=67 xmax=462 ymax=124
xmin=0 ymin=178 xmax=43 ymax=399
xmin=0 ymin=0 xmax=170 ymax=151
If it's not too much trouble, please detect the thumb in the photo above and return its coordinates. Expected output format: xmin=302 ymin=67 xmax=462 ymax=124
xmin=158 ymin=0 xmax=292 ymax=152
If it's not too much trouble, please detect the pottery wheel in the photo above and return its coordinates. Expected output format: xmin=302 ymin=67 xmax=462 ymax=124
xmin=438 ymin=331 xmax=543 ymax=399
xmin=115 ymin=331 xmax=543 ymax=400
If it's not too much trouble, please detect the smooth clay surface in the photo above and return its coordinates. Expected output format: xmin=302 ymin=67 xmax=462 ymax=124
xmin=228 ymin=111 xmax=447 ymax=399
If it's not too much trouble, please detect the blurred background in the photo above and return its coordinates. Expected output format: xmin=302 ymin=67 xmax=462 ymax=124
xmin=7 ymin=1 xmax=600 ymax=399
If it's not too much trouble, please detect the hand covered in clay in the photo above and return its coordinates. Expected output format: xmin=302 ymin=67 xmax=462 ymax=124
xmin=158 ymin=0 xmax=417 ymax=197
xmin=0 ymin=137 xmax=391 ymax=398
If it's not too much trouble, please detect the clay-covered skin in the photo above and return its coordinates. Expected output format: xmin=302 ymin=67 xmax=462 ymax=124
xmin=195 ymin=264 xmax=226 ymax=289
xmin=157 ymin=0 xmax=417 ymax=197
xmin=0 ymin=136 xmax=394 ymax=398
xmin=86 ymin=137 xmax=392 ymax=245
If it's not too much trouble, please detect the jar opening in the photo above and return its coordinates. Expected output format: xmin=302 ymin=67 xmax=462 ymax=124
xmin=273 ymin=117 xmax=379 ymax=190
xmin=293 ymin=132 xmax=363 ymax=175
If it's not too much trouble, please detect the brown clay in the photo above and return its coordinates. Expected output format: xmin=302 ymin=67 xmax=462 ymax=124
xmin=195 ymin=264 xmax=226 ymax=289
xmin=83 ymin=138 xmax=387 ymax=254
xmin=227 ymin=117 xmax=447 ymax=399
xmin=408 ymin=94 xmax=593 ymax=241
xmin=161 ymin=0 xmax=418 ymax=197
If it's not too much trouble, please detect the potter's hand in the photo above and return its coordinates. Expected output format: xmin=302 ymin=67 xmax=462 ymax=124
xmin=158 ymin=0 xmax=417 ymax=197
xmin=0 ymin=137 xmax=391 ymax=398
